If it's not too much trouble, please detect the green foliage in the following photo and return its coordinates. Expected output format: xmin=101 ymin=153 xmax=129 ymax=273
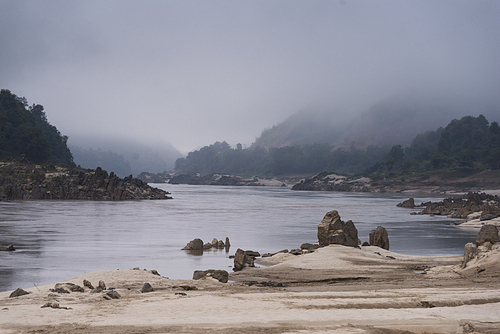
xmin=0 ymin=89 xmax=74 ymax=165
xmin=367 ymin=115 xmax=500 ymax=176
xmin=174 ymin=141 xmax=389 ymax=176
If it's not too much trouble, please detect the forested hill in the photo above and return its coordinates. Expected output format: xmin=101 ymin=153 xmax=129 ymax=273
xmin=173 ymin=114 xmax=500 ymax=180
xmin=0 ymin=89 xmax=74 ymax=166
xmin=368 ymin=114 xmax=500 ymax=174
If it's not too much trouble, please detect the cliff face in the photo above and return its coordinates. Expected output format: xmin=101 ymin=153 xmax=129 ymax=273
xmin=0 ymin=157 xmax=171 ymax=200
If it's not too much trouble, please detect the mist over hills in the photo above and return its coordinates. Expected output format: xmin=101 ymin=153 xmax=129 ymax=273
xmin=253 ymin=89 xmax=500 ymax=149
xmin=69 ymin=135 xmax=183 ymax=178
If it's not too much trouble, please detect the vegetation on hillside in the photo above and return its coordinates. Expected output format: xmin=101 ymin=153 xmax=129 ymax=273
xmin=0 ymin=89 xmax=74 ymax=165
xmin=366 ymin=115 xmax=500 ymax=178
xmin=174 ymin=141 xmax=389 ymax=176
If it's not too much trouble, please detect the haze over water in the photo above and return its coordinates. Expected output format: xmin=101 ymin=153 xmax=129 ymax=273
xmin=0 ymin=185 xmax=477 ymax=292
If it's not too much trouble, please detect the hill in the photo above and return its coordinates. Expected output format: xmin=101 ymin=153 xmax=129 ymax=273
xmin=0 ymin=89 xmax=74 ymax=165
xmin=253 ymin=89 xmax=500 ymax=149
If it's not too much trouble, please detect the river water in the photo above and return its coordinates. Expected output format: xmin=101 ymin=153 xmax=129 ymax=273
xmin=0 ymin=184 xmax=478 ymax=292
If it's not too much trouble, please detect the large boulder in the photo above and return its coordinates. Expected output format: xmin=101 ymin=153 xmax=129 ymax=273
xmin=233 ymin=248 xmax=255 ymax=271
xmin=182 ymin=238 xmax=204 ymax=250
xmin=317 ymin=210 xmax=360 ymax=247
xmin=476 ymin=225 xmax=500 ymax=246
xmin=369 ymin=226 xmax=390 ymax=250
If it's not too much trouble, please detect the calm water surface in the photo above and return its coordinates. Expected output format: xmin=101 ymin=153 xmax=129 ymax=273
xmin=0 ymin=185 xmax=477 ymax=292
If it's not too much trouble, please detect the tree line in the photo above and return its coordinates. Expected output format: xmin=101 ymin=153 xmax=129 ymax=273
xmin=367 ymin=114 xmax=500 ymax=174
xmin=174 ymin=141 xmax=389 ymax=176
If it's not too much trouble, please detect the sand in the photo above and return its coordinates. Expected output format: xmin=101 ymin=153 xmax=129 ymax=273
xmin=2 ymin=245 xmax=500 ymax=334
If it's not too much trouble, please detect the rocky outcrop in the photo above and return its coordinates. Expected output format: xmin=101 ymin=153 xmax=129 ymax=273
xmin=182 ymin=238 xmax=204 ymax=251
xmin=417 ymin=192 xmax=500 ymax=219
xmin=0 ymin=160 xmax=171 ymax=200
xmin=317 ymin=210 xmax=360 ymax=247
xmin=397 ymin=198 xmax=415 ymax=208
xmin=233 ymin=248 xmax=256 ymax=271
xmin=476 ymin=225 xmax=500 ymax=246
xmin=461 ymin=242 xmax=477 ymax=268
xmin=369 ymin=226 xmax=390 ymax=250
xmin=292 ymin=173 xmax=371 ymax=192
xmin=182 ymin=237 xmax=230 ymax=251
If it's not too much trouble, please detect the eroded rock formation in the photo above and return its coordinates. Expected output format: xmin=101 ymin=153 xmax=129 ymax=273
xmin=0 ymin=160 xmax=171 ymax=200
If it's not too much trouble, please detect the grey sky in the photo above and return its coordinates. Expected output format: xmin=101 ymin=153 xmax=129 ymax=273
xmin=1 ymin=0 xmax=499 ymax=152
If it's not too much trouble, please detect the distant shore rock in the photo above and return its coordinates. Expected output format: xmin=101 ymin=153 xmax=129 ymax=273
xmin=413 ymin=192 xmax=500 ymax=220
xmin=292 ymin=170 xmax=500 ymax=194
xmin=0 ymin=160 xmax=171 ymax=200
xmin=152 ymin=173 xmax=291 ymax=187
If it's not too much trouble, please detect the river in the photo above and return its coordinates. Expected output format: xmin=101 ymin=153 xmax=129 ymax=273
xmin=0 ymin=184 xmax=477 ymax=292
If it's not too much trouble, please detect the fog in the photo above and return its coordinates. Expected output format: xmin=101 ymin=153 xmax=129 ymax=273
xmin=1 ymin=0 xmax=499 ymax=153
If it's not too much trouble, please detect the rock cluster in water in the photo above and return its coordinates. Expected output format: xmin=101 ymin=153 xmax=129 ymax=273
xmin=0 ymin=158 xmax=171 ymax=200
xmin=400 ymin=192 xmax=500 ymax=219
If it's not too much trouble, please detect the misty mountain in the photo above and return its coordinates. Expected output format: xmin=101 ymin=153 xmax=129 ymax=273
xmin=252 ymin=88 xmax=500 ymax=149
xmin=69 ymin=135 xmax=183 ymax=177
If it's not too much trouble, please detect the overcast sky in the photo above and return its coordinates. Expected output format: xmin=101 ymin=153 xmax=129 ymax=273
xmin=1 ymin=0 xmax=499 ymax=152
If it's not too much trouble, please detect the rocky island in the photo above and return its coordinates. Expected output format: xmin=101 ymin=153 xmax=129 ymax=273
xmin=0 ymin=157 xmax=171 ymax=200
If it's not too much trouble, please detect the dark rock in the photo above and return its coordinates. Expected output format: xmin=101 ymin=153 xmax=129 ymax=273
xmin=141 ymin=283 xmax=154 ymax=293
xmin=83 ymin=279 xmax=94 ymax=289
xmin=397 ymin=198 xmax=415 ymax=208
xmin=290 ymin=248 xmax=302 ymax=255
xmin=244 ymin=250 xmax=260 ymax=258
xmin=476 ymin=225 xmax=500 ymax=246
xmin=0 ymin=245 xmax=15 ymax=251
xmin=203 ymin=243 xmax=213 ymax=250
xmin=233 ymin=248 xmax=255 ymax=271
xmin=50 ymin=287 xmax=70 ymax=294
xmin=369 ymin=226 xmax=390 ymax=250
xmin=106 ymin=291 xmax=121 ymax=299
xmin=217 ymin=240 xmax=225 ymax=249
xmin=182 ymin=238 xmax=204 ymax=251
xmin=317 ymin=211 xmax=360 ymax=247
xmin=150 ymin=270 xmax=160 ymax=276
xmin=362 ymin=241 xmax=370 ymax=246
xmin=480 ymin=214 xmax=498 ymax=221
xmin=0 ymin=161 xmax=171 ymax=201
xmin=98 ymin=280 xmax=106 ymax=290
xmin=178 ymin=285 xmax=197 ymax=291
xmin=9 ymin=288 xmax=30 ymax=298
xmin=192 ymin=269 xmax=229 ymax=283
xmin=40 ymin=302 xmax=70 ymax=309
xmin=300 ymin=243 xmax=320 ymax=251
xmin=225 ymin=237 xmax=231 ymax=248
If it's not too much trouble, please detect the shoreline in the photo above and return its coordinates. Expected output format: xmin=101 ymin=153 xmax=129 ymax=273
xmin=2 ymin=245 xmax=499 ymax=334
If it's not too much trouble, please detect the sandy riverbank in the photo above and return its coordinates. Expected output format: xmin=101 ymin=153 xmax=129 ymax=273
xmin=2 ymin=245 xmax=500 ymax=334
